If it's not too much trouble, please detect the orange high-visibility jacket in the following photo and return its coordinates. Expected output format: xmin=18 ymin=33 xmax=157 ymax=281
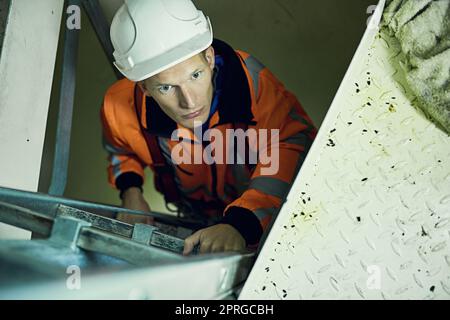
xmin=101 ymin=39 xmax=317 ymax=245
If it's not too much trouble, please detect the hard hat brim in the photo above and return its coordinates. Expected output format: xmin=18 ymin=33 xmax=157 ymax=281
xmin=115 ymin=19 xmax=214 ymax=82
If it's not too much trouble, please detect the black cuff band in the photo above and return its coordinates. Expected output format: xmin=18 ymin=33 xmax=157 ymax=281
xmin=116 ymin=172 xmax=144 ymax=199
xmin=221 ymin=206 xmax=263 ymax=246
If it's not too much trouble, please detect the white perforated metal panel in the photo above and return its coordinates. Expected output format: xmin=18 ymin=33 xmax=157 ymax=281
xmin=240 ymin=1 xmax=450 ymax=300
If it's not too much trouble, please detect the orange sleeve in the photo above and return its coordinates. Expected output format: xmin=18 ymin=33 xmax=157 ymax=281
xmin=224 ymin=61 xmax=317 ymax=239
xmin=100 ymin=93 xmax=146 ymax=190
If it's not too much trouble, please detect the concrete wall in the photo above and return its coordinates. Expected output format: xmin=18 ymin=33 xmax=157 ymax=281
xmin=0 ymin=0 xmax=63 ymax=238
xmin=38 ymin=0 xmax=377 ymax=212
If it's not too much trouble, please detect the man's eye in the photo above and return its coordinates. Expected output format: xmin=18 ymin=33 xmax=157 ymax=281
xmin=159 ymin=85 xmax=172 ymax=94
xmin=192 ymin=71 xmax=202 ymax=80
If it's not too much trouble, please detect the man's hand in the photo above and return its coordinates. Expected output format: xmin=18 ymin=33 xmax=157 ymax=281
xmin=117 ymin=187 xmax=154 ymax=225
xmin=183 ymin=224 xmax=246 ymax=255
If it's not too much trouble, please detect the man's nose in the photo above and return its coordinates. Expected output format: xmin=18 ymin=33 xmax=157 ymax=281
xmin=178 ymin=85 xmax=196 ymax=109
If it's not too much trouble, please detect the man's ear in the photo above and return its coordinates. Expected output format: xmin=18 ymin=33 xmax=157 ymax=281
xmin=204 ymin=46 xmax=215 ymax=71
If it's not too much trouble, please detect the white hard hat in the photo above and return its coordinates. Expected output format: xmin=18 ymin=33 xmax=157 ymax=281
xmin=111 ymin=0 xmax=213 ymax=82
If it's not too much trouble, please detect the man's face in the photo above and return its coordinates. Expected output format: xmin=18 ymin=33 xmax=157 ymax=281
xmin=141 ymin=47 xmax=215 ymax=130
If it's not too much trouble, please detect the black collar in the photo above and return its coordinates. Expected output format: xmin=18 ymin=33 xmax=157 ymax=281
xmin=143 ymin=39 xmax=254 ymax=138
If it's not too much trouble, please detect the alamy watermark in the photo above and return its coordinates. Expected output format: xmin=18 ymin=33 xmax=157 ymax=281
xmin=366 ymin=4 xmax=379 ymax=29
xmin=66 ymin=265 xmax=81 ymax=290
xmin=366 ymin=265 xmax=381 ymax=290
xmin=67 ymin=4 xmax=381 ymax=31
xmin=170 ymin=121 xmax=280 ymax=175
xmin=66 ymin=5 xmax=81 ymax=30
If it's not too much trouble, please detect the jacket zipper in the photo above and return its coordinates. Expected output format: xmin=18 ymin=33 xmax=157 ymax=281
xmin=203 ymin=141 xmax=218 ymax=198
xmin=211 ymin=162 xmax=218 ymax=198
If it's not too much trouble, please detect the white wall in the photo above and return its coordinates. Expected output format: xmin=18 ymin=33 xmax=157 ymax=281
xmin=0 ymin=0 xmax=64 ymax=239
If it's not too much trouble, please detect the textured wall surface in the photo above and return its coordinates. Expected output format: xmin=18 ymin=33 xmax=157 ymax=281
xmin=240 ymin=3 xmax=450 ymax=299
xmin=0 ymin=0 xmax=63 ymax=191
xmin=0 ymin=0 xmax=64 ymax=239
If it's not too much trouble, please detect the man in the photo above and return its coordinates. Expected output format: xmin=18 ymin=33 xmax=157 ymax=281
xmin=101 ymin=0 xmax=317 ymax=255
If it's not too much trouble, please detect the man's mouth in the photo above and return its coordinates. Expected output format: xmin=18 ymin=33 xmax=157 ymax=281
xmin=182 ymin=107 xmax=204 ymax=120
